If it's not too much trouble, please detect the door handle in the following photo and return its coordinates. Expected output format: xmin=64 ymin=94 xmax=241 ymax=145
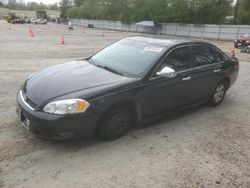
xmin=213 ymin=69 xmax=221 ymax=73
xmin=182 ymin=76 xmax=191 ymax=81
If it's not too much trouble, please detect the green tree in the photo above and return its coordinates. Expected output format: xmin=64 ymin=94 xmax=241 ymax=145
xmin=59 ymin=0 xmax=71 ymax=18
xmin=0 ymin=2 xmax=4 ymax=7
xmin=65 ymin=0 xmax=236 ymax=24
xmin=238 ymin=0 xmax=250 ymax=24
xmin=74 ymin=0 xmax=85 ymax=6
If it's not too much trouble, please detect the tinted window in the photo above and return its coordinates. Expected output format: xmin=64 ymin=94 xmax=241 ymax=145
xmin=191 ymin=45 xmax=214 ymax=67
xmin=159 ymin=47 xmax=189 ymax=71
xmin=213 ymin=48 xmax=224 ymax=63
xmin=242 ymin=34 xmax=250 ymax=38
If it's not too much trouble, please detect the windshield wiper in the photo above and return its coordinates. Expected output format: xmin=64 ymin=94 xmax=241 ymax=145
xmin=96 ymin=64 xmax=125 ymax=76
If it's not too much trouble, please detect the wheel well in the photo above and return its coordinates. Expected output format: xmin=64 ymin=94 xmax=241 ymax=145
xmin=94 ymin=101 xmax=138 ymax=134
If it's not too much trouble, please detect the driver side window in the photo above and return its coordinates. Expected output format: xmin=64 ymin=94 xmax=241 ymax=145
xmin=159 ymin=46 xmax=190 ymax=72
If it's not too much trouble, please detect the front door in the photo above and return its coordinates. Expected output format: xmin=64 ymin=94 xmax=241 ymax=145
xmin=137 ymin=46 xmax=195 ymax=118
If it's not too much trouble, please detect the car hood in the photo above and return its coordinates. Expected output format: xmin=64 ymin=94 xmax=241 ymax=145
xmin=24 ymin=60 xmax=136 ymax=108
xmin=238 ymin=37 xmax=250 ymax=41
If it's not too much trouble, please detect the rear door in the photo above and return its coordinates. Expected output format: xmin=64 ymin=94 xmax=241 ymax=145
xmin=189 ymin=44 xmax=225 ymax=101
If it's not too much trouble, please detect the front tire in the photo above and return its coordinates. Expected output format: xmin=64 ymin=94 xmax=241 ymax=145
xmin=209 ymin=81 xmax=227 ymax=106
xmin=96 ymin=108 xmax=132 ymax=141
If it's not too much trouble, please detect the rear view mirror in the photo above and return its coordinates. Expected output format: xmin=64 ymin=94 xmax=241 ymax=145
xmin=156 ymin=67 xmax=176 ymax=78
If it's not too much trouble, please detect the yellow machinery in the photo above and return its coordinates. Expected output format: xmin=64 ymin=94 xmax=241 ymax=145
xmin=3 ymin=13 xmax=17 ymax=23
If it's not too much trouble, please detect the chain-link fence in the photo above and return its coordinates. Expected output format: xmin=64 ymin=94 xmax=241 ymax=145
xmin=70 ymin=19 xmax=250 ymax=40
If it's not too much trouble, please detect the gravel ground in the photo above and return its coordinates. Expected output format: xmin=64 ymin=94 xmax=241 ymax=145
xmin=0 ymin=20 xmax=250 ymax=188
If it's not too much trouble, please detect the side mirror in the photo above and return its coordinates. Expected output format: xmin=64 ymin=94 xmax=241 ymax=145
xmin=156 ymin=67 xmax=176 ymax=78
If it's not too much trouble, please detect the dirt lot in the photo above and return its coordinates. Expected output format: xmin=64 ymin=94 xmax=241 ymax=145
xmin=0 ymin=20 xmax=250 ymax=188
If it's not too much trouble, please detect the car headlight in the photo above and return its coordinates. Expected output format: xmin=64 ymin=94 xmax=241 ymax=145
xmin=43 ymin=99 xmax=90 ymax=115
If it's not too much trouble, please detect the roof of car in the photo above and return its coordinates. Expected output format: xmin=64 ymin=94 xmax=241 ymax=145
xmin=127 ymin=36 xmax=201 ymax=47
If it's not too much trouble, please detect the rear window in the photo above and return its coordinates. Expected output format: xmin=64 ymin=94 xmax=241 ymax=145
xmin=191 ymin=45 xmax=214 ymax=67
xmin=213 ymin=48 xmax=224 ymax=63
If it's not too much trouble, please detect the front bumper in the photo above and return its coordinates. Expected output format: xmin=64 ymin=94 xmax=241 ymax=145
xmin=16 ymin=90 xmax=100 ymax=140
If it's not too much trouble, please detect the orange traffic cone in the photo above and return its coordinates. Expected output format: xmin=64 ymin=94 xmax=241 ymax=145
xmin=231 ymin=46 xmax=235 ymax=56
xmin=29 ymin=27 xmax=32 ymax=34
xmin=61 ymin=35 xmax=65 ymax=45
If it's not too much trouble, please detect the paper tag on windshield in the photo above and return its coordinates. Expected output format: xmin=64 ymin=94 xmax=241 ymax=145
xmin=144 ymin=47 xmax=163 ymax=53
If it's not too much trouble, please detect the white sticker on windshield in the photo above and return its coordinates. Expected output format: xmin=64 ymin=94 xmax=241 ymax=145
xmin=144 ymin=47 xmax=163 ymax=53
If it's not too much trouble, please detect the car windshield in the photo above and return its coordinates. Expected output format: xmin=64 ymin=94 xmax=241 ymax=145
xmin=90 ymin=39 xmax=166 ymax=78
xmin=242 ymin=34 xmax=250 ymax=38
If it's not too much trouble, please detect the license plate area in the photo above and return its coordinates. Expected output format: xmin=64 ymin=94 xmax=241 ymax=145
xmin=21 ymin=116 xmax=30 ymax=130
xmin=17 ymin=107 xmax=30 ymax=130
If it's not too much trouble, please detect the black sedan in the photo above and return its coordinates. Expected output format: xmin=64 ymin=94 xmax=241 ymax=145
xmin=11 ymin=18 xmax=25 ymax=24
xmin=17 ymin=37 xmax=239 ymax=140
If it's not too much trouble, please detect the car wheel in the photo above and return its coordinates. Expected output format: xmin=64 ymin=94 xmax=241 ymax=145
xmin=209 ymin=81 xmax=227 ymax=106
xmin=96 ymin=108 xmax=132 ymax=141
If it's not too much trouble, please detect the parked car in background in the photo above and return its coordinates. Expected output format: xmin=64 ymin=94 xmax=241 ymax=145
xmin=25 ymin=18 xmax=31 ymax=24
xmin=11 ymin=18 xmax=25 ymax=24
xmin=34 ymin=19 xmax=47 ymax=24
xmin=30 ymin=18 xmax=37 ymax=24
xmin=234 ymin=34 xmax=250 ymax=48
xmin=17 ymin=37 xmax=239 ymax=141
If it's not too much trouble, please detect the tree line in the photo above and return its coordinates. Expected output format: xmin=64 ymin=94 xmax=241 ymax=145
xmin=65 ymin=0 xmax=250 ymax=24
xmin=0 ymin=0 xmax=59 ymax=11
xmin=1 ymin=0 xmax=249 ymax=24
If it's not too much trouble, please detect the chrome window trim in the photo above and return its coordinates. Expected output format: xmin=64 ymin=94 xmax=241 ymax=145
xmin=19 ymin=90 xmax=35 ymax=111
xmin=150 ymin=62 xmax=224 ymax=81
xmin=176 ymin=62 xmax=224 ymax=74
xmin=149 ymin=43 xmax=225 ymax=81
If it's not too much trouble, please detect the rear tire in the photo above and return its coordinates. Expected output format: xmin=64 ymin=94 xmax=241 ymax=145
xmin=209 ymin=81 xmax=227 ymax=106
xmin=96 ymin=108 xmax=132 ymax=141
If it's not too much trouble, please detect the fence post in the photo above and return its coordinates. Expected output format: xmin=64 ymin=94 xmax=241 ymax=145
xmin=217 ymin=25 xmax=221 ymax=40
xmin=165 ymin=24 xmax=167 ymax=35
xmin=188 ymin=24 xmax=191 ymax=37
xmin=201 ymin=25 xmax=205 ymax=40
xmin=236 ymin=26 xmax=240 ymax=39
xmin=175 ymin=24 xmax=178 ymax=36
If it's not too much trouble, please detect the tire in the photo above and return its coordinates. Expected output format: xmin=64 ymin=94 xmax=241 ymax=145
xmin=96 ymin=108 xmax=132 ymax=141
xmin=209 ymin=81 xmax=227 ymax=106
